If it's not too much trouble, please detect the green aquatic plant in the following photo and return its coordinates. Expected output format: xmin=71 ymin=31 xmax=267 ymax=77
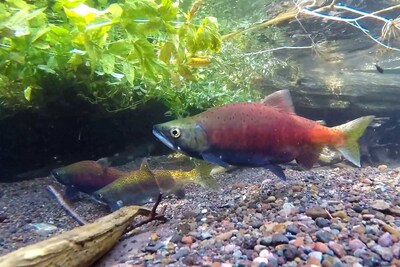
xmin=0 ymin=0 xmax=222 ymax=117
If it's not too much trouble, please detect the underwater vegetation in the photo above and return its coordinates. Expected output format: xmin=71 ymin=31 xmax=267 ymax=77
xmin=0 ymin=0 xmax=280 ymax=119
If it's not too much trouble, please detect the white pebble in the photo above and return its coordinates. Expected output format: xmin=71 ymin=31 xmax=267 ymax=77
xmin=251 ymin=257 xmax=269 ymax=267
xmin=259 ymin=249 xmax=272 ymax=258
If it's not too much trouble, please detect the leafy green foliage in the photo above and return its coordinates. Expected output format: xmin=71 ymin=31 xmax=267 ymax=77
xmin=0 ymin=0 xmax=297 ymax=118
xmin=0 ymin=0 xmax=223 ymax=117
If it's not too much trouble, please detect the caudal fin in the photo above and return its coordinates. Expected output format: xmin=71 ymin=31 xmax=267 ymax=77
xmin=192 ymin=160 xmax=220 ymax=191
xmin=333 ymin=116 xmax=375 ymax=167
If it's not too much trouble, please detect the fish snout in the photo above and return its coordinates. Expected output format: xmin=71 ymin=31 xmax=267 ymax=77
xmin=50 ymin=169 xmax=61 ymax=181
xmin=50 ymin=169 xmax=68 ymax=184
xmin=152 ymin=124 xmax=178 ymax=151
xmin=92 ymin=191 xmax=105 ymax=202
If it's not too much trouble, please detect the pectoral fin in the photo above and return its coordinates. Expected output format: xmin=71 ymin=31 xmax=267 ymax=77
xmin=65 ymin=186 xmax=79 ymax=199
xmin=265 ymin=164 xmax=287 ymax=180
xmin=109 ymin=200 xmax=124 ymax=212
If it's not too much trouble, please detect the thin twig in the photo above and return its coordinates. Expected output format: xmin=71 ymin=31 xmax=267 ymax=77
xmin=46 ymin=185 xmax=87 ymax=226
xmin=120 ymin=193 xmax=168 ymax=240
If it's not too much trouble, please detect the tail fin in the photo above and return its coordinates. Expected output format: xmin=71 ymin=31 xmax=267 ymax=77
xmin=192 ymin=160 xmax=220 ymax=191
xmin=333 ymin=115 xmax=375 ymax=167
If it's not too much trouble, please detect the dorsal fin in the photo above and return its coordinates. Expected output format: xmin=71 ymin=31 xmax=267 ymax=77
xmin=261 ymin=89 xmax=295 ymax=113
xmin=139 ymin=158 xmax=153 ymax=174
xmin=96 ymin=157 xmax=110 ymax=173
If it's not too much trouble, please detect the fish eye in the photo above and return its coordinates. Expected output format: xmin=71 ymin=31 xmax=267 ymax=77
xmin=95 ymin=193 xmax=103 ymax=199
xmin=170 ymin=128 xmax=181 ymax=138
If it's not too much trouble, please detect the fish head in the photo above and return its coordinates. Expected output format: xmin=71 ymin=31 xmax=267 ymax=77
xmin=50 ymin=167 xmax=71 ymax=185
xmin=152 ymin=117 xmax=209 ymax=158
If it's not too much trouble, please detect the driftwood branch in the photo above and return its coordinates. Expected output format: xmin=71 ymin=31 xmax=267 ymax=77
xmin=46 ymin=185 xmax=87 ymax=226
xmin=0 ymin=205 xmax=153 ymax=267
xmin=222 ymin=2 xmax=400 ymax=53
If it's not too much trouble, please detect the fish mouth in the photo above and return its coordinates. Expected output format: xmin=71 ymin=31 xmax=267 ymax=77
xmin=50 ymin=169 xmax=62 ymax=182
xmin=152 ymin=128 xmax=177 ymax=151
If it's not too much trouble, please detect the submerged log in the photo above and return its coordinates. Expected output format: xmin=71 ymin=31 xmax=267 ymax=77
xmin=0 ymin=205 xmax=152 ymax=267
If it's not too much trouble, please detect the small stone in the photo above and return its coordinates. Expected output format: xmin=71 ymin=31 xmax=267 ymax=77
xmin=306 ymin=207 xmax=330 ymax=219
xmin=315 ymin=230 xmax=335 ymax=243
xmin=314 ymin=242 xmax=329 ymax=253
xmin=271 ymin=233 xmax=289 ymax=246
xmin=322 ymin=255 xmax=344 ymax=267
xmin=309 ymin=251 xmax=323 ymax=262
xmin=286 ymin=224 xmax=299 ymax=235
xmin=279 ymin=244 xmax=298 ymax=261
xmin=353 ymin=204 xmax=364 ymax=213
xmin=341 ymin=255 xmax=361 ymax=265
xmin=143 ymin=245 xmax=158 ymax=253
xmin=290 ymin=237 xmax=304 ymax=247
xmin=362 ymin=214 xmax=375 ymax=220
xmin=292 ymin=185 xmax=303 ymax=192
xmin=266 ymin=196 xmax=276 ymax=203
xmin=332 ymin=210 xmax=348 ymax=220
xmin=30 ymin=223 xmax=58 ymax=234
xmin=150 ymin=232 xmax=158 ymax=242
xmin=175 ymin=247 xmax=190 ymax=259
xmin=224 ymin=244 xmax=237 ymax=254
xmin=328 ymin=241 xmax=346 ymax=257
xmin=389 ymin=206 xmax=400 ymax=216
xmin=371 ymin=200 xmax=390 ymax=211
xmin=353 ymin=248 xmax=366 ymax=258
xmin=307 ymin=257 xmax=322 ymax=266
xmin=266 ymin=256 xmax=278 ymax=267
xmin=391 ymin=259 xmax=400 ymax=267
xmin=233 ymin=249 xmax=243 ymax=258
xmin=200 ymin=231 xmax=212 ymax=240
xmin=315 ymin=217 xmax=330 ymax=228
xmin=362 ymin=252 xmax=383 ymax=267
xmin=260 ymin=236 xmax=272 ymax=246
xmin=215 ymin=231 xmax=233 ymax=241
xmin=393 ymin=243 xmax=400 ymax=258
xmin=378 ymin=232 xmax=393 ymax=247
xmin=371 ymin=245 xmax=393 ymax=261
xmin=181 ymin=235 xmax=194 ymax=245
xmin=378 ymin=164 xmax=388 ymax=171
xmin=352 ymin=225 xmax=366 ymax=235
xmin=242 ymin=236 xmax=258 ymax=249
xmin=254 ymin=245 xmax=267 ymax=253
xmin=251 ymin=257 xmax=269 ymax=267
xmin=259 ymin=249 xmax=272 ymax=258
xmin=349 ymin=239 xmax=367 ymax=250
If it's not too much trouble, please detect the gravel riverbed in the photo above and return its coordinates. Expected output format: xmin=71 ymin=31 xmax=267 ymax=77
xmin=1 ymin=158 xmax=400 ymax=267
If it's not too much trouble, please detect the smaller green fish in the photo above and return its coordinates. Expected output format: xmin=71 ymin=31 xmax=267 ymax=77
xmin=92 ymin=159 xmax=219 ymax=211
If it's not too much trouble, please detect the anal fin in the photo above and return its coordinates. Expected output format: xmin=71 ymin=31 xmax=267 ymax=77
xmin=295 ymin=145 xmax=322 ymax=170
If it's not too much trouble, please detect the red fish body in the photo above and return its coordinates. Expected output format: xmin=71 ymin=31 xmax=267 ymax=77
xmin=153 ymin=90 xmax=374 ymax=180
xmin=51 ymin=160 xmax=126 ymax=196
xmin=196 ymin=102 xmax=344 ymax=166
